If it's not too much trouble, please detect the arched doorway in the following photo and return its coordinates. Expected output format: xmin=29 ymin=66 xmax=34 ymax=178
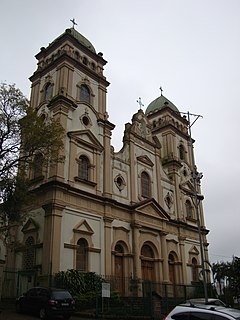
xmin=141 ymin=244 xmax=155 ymax=282
xmin=114 ymin=243 xmax=125 ymax=294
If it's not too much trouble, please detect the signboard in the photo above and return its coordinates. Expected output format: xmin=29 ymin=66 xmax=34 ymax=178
xmin=102 ymin=282 xmax=110 ymax=298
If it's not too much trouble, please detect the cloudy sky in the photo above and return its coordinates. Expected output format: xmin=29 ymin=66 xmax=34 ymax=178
xmin=1 ymin=0 xmax=240 ymax=264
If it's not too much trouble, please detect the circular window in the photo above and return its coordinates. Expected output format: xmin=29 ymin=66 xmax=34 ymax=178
xmin=116 ymin=177 xmax=123 ymax=187
xmin=114 ymin=175 xmax=126 ymax=191
xmin=80 ymin=115 xmax=92 ymax=128
xmin=82 ymin=116 xmax=90 ymax=126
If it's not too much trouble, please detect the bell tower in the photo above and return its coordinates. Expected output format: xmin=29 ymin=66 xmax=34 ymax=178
xmin=27 ymin=27 xmax=115 ymax=275
xmin=28 ymin=27 xmax=114 ymax=189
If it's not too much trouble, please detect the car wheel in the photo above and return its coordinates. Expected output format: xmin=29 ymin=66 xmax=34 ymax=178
xmin=39 ymin=307 xmax=47 ymax=319
xmin=16 ymin=302 xmax=22 ymax=313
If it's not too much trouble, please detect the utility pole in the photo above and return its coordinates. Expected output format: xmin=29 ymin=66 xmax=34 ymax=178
xmin=182 ymin=111 xmax=208 ymax=303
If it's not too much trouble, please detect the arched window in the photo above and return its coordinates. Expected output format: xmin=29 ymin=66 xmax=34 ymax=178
xmin=44 ymin=82 xmax=52 ymax=101
xmin=186 ymin=200 xmax=193 ymax=219
xmin=192 ymin=258 xmax=198 ymax=282
xmin=33 ymin=153 xmax=44 ymax=179
xmin=115 ymin=243 xmax=125 ymax=294
xmin=80 ymin=85 xmax=90 ymax=103
xmin=179 ymin=144 xmax=185 ymax=160
xmin=141 ymin=244 xmax=155 ymax=281
xmin=76 ymin=238 xmax=88 ymax=272
xmin=78 ymin=155 xmax=90 ymax=180
xmin=74 ymin=51 xmax=80 ymax=60
xmin=168 ymin=253 xmax=176 ymax=284
xmin=23 ymin=236 xmax=35 ymax=270
xmin=141 ymin=171 xmax=151 ymax=198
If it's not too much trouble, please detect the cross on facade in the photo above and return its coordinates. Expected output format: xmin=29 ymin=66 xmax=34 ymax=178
xmin=160 ymin=86 xmax=163 ymax=96
xmin=137 ymin=97 xmax=144 ymax=109
xmin=70 ymin=18 xmax=77 ymax=29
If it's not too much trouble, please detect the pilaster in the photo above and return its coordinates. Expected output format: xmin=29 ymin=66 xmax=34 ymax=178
xmin=42 ymin=203 xmax=65 ymax=275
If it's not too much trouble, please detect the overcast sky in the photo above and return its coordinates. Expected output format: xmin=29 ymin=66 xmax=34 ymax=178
xmin=1 ymin=0 xmax=240 ymax=264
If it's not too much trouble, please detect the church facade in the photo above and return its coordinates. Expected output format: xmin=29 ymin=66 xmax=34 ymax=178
xmin=6 ymin=27 xmax=210 ymax=295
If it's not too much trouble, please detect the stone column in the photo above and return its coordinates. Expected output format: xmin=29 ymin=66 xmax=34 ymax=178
xmin=131 ymin=223 xmax=141 ymax=280
xmin=103 ymin=125 xmax=113 ymax=198
xmin=42 ymin=203 xmax=65 ymax=275
xmin=179 ymin=236 xmax=187 ymax=284
xmin=160 ymin=231 xmax=169 ymax=283
xmin=103 ymin=216 xmax=113 ymax=276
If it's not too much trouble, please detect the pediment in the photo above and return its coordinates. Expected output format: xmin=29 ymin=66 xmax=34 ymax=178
xmin=68 ymin=130 xmax=103 ymax=151
xmin=180 ymin=181 xmax=204 ymax=200
xmin=133 ymin=199 xmax=170 ymax=221
xmin=137 ymin=155 xmax=154 ymax=167
xmin=180 ymin=180 xmax=195 ymax=195
xmin=73 ymin=219 xmax=94 ymax=235
xmin=21 ymin=218 xmax=39 ymax=234
xmin=189 ymin=245 xmax=199 ymax=255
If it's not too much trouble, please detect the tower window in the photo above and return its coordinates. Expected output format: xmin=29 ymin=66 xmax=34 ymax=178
xmin=74 ymin=50 xmax=80 ymax=60
xmin=80 ymin=85 xmax=90 ymax=103
xmin=192 ymin=257 xmax=198 ymax=282
xmin=33 ymin=153 xmax=44 ymax=179
xmin=141 ymin=171 xmax=151 ymax=198
xmin=186 ymin=200 xmax=193 ymax=219
xmin=78 ymin=155 xmax=90 ymax=180
xmin=82 ymin=56 xmax=88 ymax=66
xmin=44 ymin=82 xmax=52 ymax=101
xmin=179 ymin=144 xmax=185 ymax=160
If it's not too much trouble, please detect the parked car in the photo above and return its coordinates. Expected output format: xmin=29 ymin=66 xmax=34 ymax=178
xmin=16 ymin=287 xmax=75 ymax=319
xmin=164 ymin=302 xmax=240 ymax=320
xmin=187 ymin=298 xmax=228 ymax=307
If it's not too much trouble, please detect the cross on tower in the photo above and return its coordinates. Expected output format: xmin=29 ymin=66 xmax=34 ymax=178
xmin=160 ymin=86 xmax=163 ymax=96
xmin=137 ymin=97 xmax=144 ymax=110
xmin=70 ymin=18 xmax=77 ymax=29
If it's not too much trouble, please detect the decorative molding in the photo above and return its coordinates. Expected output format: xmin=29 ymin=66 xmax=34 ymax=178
xmin=73 ymin=219 xmax=94 ymax=235
xmin=137 ymin=155 xmax=154 ymax=167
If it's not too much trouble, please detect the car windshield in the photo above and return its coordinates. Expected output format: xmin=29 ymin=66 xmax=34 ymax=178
xmin=52 ymin=291 xmax=72 ymax=299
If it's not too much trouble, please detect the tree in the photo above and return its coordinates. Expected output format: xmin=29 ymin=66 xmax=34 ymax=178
xmin=228 ymin=257 xmax=240 ymax=298
xmin=212 ymin=257 xmax=240 ymax=303
xmin=0 ymin=82 xmax=65 ymax=243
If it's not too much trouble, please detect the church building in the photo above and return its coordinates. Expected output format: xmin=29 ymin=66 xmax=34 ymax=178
xmin=6 ymin=26 xmax=210 ymax=295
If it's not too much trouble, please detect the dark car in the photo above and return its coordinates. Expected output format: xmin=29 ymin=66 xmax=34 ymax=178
xmin=16 ymin=287 xmax=75 ymax=319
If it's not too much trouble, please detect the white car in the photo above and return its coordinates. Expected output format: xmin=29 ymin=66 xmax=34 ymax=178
xmin=186 ymin=298 xmax=228 ymax=307
xmin=164 ymin=303 xmax=240 ymax=320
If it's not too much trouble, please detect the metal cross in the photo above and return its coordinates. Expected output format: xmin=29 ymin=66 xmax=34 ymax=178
xmin=137 ymin=97 xmax=144 ymax=109
xmin=70 ymin=18 xmax=77 ymax=29
xmin=160 ymin=86 xmax=163 ymax=96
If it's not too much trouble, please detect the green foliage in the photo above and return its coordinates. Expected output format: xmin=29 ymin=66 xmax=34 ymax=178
xmin=54 ymin=269 xmax=103 ymax=296
xmin=0 ymin=175 xmax=32 ymax=222
xmin=0 ymin=82 xmax=65 ymax=237
xmin=74 ymin=291 xmax=97 ymax=311
xmin=212 ymin=256 xmax=240 ymax=300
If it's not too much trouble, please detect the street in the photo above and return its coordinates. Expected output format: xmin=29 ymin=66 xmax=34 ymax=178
xmin=0 ymin=309 xmax=84 ymax=320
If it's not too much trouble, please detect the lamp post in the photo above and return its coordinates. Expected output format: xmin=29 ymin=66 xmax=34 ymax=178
xmin=183 ymin=111 xmax=208 ymax=303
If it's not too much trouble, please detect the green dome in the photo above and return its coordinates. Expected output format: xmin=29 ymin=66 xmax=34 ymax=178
xmin=65 ymin=28 xmax=96 ymax=53
xmin=145 ymin=95 xmax=179 ymax=115
xmin=50 ymin=28 xmax=96 ymax=54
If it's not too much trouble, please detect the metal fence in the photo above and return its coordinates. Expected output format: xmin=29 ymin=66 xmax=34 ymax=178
xmin=0 ymin=270 xmax=215 ymax=318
